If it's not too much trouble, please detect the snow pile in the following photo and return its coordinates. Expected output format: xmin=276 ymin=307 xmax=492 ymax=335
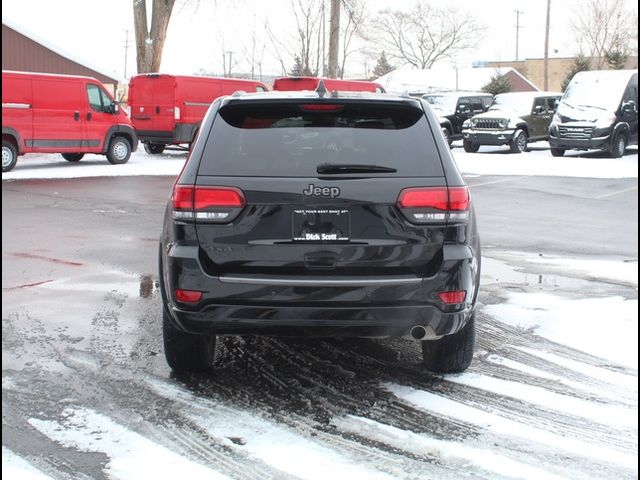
xmin=484 ymin=293 xmax=638 ymax=368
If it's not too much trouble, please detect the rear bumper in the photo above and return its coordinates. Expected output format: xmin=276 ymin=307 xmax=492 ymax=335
xmin=161 ymin=243 xmax=480 ymax=338
xmin=462 ymin=129 xmax=516 ymax=146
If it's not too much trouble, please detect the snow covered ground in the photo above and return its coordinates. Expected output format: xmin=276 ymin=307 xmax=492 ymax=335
xmin=2 ymin=143 xmax=638 ymax=180
xmin=2 ymin=146 xmax=637 ymax=479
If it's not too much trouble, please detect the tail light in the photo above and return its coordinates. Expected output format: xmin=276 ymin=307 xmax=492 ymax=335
xmin=437 ymin=290 xmax=467 ymax=305
xmin=397 ymin=186 xmax=470 ymax=224
xmin=175 ymin=289 xmax=202 ymax=303
xmin=174 ymin=106 xmax=181 ymax=120
xmin=172 ymin=185 xmax=245 ymax=223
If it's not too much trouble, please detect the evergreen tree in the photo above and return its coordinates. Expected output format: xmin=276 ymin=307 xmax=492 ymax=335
xmin=561 ymin=54 xmax=591 ymax=91
xmin=289 ymin=56 xmax=304 ymax=76
xmin=605 ymin=49 xmax=629 ymax=69
xmin=372 ymin=51 xmax=394 ymax=79
xmin=481 ymin=74 xmax=512 ymax=95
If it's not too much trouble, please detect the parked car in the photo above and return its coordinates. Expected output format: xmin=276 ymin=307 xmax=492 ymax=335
xmin=549 ymin=69 xmax=638 ymax=158
xmin=2 ymin=70 xmax=137 ymax=172
xmin=273 ymin=76 xmax=385 ymax=93
xmin=423 ymin=92 xmax=493 ymax=144
xmin=461 ymin=91 xmax=562 ymax=153
xmin=128 ymin=74 xmax=269 ymax=154
xmin=159 ymin=87 xmax=481 ymax=374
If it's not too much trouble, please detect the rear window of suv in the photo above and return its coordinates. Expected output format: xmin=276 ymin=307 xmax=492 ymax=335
xmin=199 ymin=102 xmax=444 ymax=177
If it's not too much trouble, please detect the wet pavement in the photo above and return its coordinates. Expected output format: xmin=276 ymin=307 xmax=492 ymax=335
xmin=2 ymin=174 xmax=638 ymax=479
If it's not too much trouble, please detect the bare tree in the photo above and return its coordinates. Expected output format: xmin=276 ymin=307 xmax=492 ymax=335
xmin=265 ymin=0 xmax=323 ymax=76
xmin=572 ymin=0 xmax=637 ymax=68
xmin=371 ymin=2 xmax=481 ymax=69
xmin=133 ymin=0 xmax=177 ymax=73
xmin=339 ymin=0 xmax=367 ymax=78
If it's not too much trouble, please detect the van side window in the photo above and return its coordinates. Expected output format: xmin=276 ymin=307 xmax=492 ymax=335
xmin=623 ymin=87 xmax=637 ymax=104
xmin=86 ymin=84 xmax=113 ymax=113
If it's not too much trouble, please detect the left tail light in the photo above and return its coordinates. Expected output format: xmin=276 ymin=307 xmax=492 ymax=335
xmin=172 ymin=185 xmax=246 ymax=223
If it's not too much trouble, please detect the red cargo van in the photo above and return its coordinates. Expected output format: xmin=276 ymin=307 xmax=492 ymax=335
xmin=272 ymin=76 xmax=386 ymax=93
xmin=2 ymin=70 xmax=137 ymax=173
xmin=128 ymin=74 xmax=269 ymax=154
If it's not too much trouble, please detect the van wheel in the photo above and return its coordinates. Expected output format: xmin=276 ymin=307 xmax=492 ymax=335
xmin=609 ymin=133 xmax=626 ymax=158
xmin=144 ymin=143 xmax=165 ymax=155
xmin=463 ymin=140 xmax=480 ymax=153
xmin=163 ymin=307 xmax=216 ymax=372
xmin=441 ymin=128 xmax=452 ymax=146
xmin=422 ymin=314 xmax=475 ymax=373
xmin=107 ymin=136 xmax=132 ymax=164
xmin=62 ymin=153 xmax=84 ymax=162
xmin=510 ymin=129 xmax=528 ymax=153
xmin=2 ymin=140 xmax=18 ymax=172
xmin=550 ymin=148 xmax=565 ymax=157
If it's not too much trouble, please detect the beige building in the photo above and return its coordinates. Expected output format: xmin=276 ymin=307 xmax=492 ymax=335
xmin=485 ymin=56 xmax=638 ymax=92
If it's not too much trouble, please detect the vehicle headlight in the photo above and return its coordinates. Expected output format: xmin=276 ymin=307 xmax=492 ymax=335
xmin=552 ymin=113 xmax=561 ymax=124
xmin=462 ymin=119 xmax=471 ymax=128
xmin=470 ymin=118 xmax=478 ymax=127
xmin=594 ymin=114 xmax=617 ymax=129
xmin=498 ymin=119 xmax=508 ymax=128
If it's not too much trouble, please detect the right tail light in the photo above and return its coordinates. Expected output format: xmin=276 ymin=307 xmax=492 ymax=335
xmin=397 ymin=186 xmax=470 ymax=224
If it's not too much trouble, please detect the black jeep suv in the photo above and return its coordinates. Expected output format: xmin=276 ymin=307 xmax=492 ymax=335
xmin=423 ymin=92 xmax=493 ymax=144
xmin=159 ymin=88 xmax=481 ymax=374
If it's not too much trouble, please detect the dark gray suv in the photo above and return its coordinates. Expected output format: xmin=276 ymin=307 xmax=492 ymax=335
xmin=423 ymin=92 xmax=493 ymax=144
xmin=159 ymin=88 xmax=481 ymax=374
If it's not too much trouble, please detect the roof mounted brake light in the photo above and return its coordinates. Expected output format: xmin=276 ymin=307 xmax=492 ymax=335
xmin=300 ymin=104 xmax=344 ymax=112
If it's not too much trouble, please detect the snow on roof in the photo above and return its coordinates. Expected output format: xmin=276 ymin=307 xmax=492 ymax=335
xmin=2 ymin=16 xmax=120 ymax=83
xmin=375 ymin=66 xmax=536 ymax=95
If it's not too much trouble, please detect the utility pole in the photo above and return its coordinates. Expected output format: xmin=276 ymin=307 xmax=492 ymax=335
xmin=225 ymin=51 xmax=234 ymax=77
xmin=514 ymin=9 xmax=523 ymax=61
xmin=123 ymin=30 xmax=132 ymax=80
xmin=543 ymin=0 xmax=551 ymax=90
xmin=327 ymin=0 xmax=340 ymax=78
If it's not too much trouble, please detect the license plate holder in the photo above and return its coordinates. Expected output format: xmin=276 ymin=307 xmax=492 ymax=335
xmin=292 ymin=208 xmax=350 ymax=242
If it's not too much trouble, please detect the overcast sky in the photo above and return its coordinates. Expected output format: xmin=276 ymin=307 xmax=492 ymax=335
xmin=2 ymin=0 xmax=637 ymax=81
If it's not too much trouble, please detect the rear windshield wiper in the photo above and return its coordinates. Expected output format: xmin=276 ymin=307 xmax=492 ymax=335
xmin=317 ymin=163 xmax=397 ymax=174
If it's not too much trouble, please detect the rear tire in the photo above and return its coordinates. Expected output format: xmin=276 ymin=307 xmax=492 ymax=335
xmin=144 ymin=143 xmax=165 ymax=155
xmin=509 ymin=129 xmax=527 ymax=153
xmin=608 ymin=133 xmax=626 ymax=158
xmin=463 ymin=140 xmax=480 ymax=153
xmin=106 ymin=136 xmax=132 ymax=164
xmin=550 ymin=148 xmax=565 ymax=157
xmin=2 ymin=140 xmax=18 ymax=172
xmin=422 ymin=314 xmax=475 ymax=373
xmin=163 ymin=307 xmax=216 ymax=372
xmin=62 ymin=153 xmax=84 ymax=162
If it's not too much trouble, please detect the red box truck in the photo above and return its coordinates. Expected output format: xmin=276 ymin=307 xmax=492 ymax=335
xmin=2 ymin=70 xmax=137 ymax=172
xmin=128 ymin=74 xmax=269 ymax=154
xmin=272 ymin=76 xmax=386 ymax=93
